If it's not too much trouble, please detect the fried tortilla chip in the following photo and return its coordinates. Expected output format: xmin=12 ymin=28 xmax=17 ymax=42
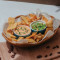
xmin=25 ymin=16 xmax=30 ymax=21
xmin=50 ymin=16 xmax=54 ymax=19
xmin=11 ymin=38 xmax=17 ymax=41
xmin=6 ymin=31 xmax=16 ymax=38
xmin=34 ymin=35 xmax=42 ymax=41
xmin=44 ymin=27 xmax=53 ymax=35
xmin=7 ymin=30 xmax=13 ymax=35
xmin=36 ymin=39 xmax=40 ymax=42
xmin=26 ymin=39 xmax=36 ymax=43
xmin=21 ymin=16 xmax=29 ymax=24
xmin=8 ymin=17 xmax=15 ymax=25
xmin=26 ymin=32 xmax=37 ymax=39
xmin=17 ymin=37 xmax=24 ymax=41
xmin=42 ymin=15 xmax=48 ymax=22
xmin=17 ymin=21 xmax=22 ymax=25
xmin=29 ymin=14 xmax=37 ymax=20
xmin=7 ymin=23 xmax=17 ymax=30
xmin=46 ymin=20 xmax=53 ymax=28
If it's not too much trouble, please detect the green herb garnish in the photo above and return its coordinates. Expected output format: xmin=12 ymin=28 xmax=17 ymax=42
xmin=23 ymin=32 xmax=26 ymax=34
xmin=16 ymin=29 xmax=18 ymax=30
xmin=19 ymin=32 xmax=21 ymax=35
xmin=22 ymin=29 xmax=24 ymax=31
xmin=24 ymin=28 xmax=26 ymax=30
xmin=20 ymin=27 xmax=22 ymax=29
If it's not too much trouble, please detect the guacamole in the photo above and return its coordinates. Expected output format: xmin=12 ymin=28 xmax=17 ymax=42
xmin=31 ymin=21 xmax=46 ymax=31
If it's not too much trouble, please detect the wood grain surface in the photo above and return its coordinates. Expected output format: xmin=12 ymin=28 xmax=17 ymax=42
xmin=0 ymin=28 xmax=60 ymax=60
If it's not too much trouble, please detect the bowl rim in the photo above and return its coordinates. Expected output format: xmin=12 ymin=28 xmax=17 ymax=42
xmin=13 ymin=25 xmax=31 ymax=37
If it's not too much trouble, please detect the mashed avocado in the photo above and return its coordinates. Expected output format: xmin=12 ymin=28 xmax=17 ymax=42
xmin=31 ymin=21 xmax=46 ymax=31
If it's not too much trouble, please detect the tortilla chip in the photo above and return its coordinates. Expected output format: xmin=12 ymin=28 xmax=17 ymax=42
xmin=6 ymin=31 xmax=16 ymax=38
xmin=26 ymin=39 xmax=36 ymax=43
xmin=34 ymin=35 xmax=42 ymax=41
xmin=41 ymin=35 xmax=45 ymax=39
xmin=50 ymin=16 xmax=54 ymax=19
xmin=17 ymin=22 xmax=22 ymax=25
xmin=46 ymin=20 xmax=53 ymax=28
xmin=26 ymin=32 xmax=37 ymax=39
xmin=25 ymin=16 xmax=30 ymax=21
xmin=36 ymin=39 xmax=40 ymax=42
xmin=34 ymin=35 xmax=37 ymax=40
xmin=29 ymin=14 xmax=37 ymax=20
xmin=21 ymin=16 xmax=29 ymax=24
xmin=8 ymin=17 xmax=15 ymax=25
xmin=42 ymin=15 xmax=48 ymax=22
xmin=44 ymin=27 xmax=53 ymax=35
xmin=11 ymin=38 xmax=17 ymax=41
xmin=7 ymin=30 xmax=13 ymax=35
xmin=7 ymin=23 xmax=17 ymax=30
xmin=17 ymin=37 xmax=24 ymax=41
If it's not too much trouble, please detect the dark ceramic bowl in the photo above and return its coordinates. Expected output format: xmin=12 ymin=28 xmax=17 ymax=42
xmin=30 ymin=20 xmax=47 ymax=34
xmin=13 ymin=25 xmax=31 ymax=37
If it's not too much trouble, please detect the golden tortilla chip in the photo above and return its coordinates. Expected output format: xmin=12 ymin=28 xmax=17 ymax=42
xmin=11 ymin=38 xmax=17 ymax=41
xmin=17 ymin=22 xmax=22 ymax=25
xmin=7 ymin=23 xmax=17 ymax=30
xmin=36 ymin=39 xmax=40 ymax=42
xmin=26 ymin=32 xmax=37 ymax=39
xmin=7 ymin=30 xmax=13 ymax=35
xmin=26 ymin=39 xmax=36 ymax=43
xmin=6 ymin=31 xmax=16 ymax=38
xmin=25 ymin=16 xmax=30 ymax=21
xmin=50 ymin=16 xmax=54 ymax=19
xmin=46 ymin=20 xmax=53 ymax=28
xmin=21 ymin=16 xmax=29 ymax=24
xmin=8 ymin=37 xmax=18 ymax=42
xmin=17 ymin=37 xmax=24 ymax=41
xmin=44 ymin=27 xmax=53 ymax=35
xmin=8 ymin=17 xmax=15 ymax=25
xmin=42 ymin=15 xmax=48 ymax=22
xmin=29 ymin=14 xmax=37 ymax=20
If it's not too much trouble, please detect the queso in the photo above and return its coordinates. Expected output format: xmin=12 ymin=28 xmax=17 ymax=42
xmin=14 ymin=25 xmax=31 ymax=36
